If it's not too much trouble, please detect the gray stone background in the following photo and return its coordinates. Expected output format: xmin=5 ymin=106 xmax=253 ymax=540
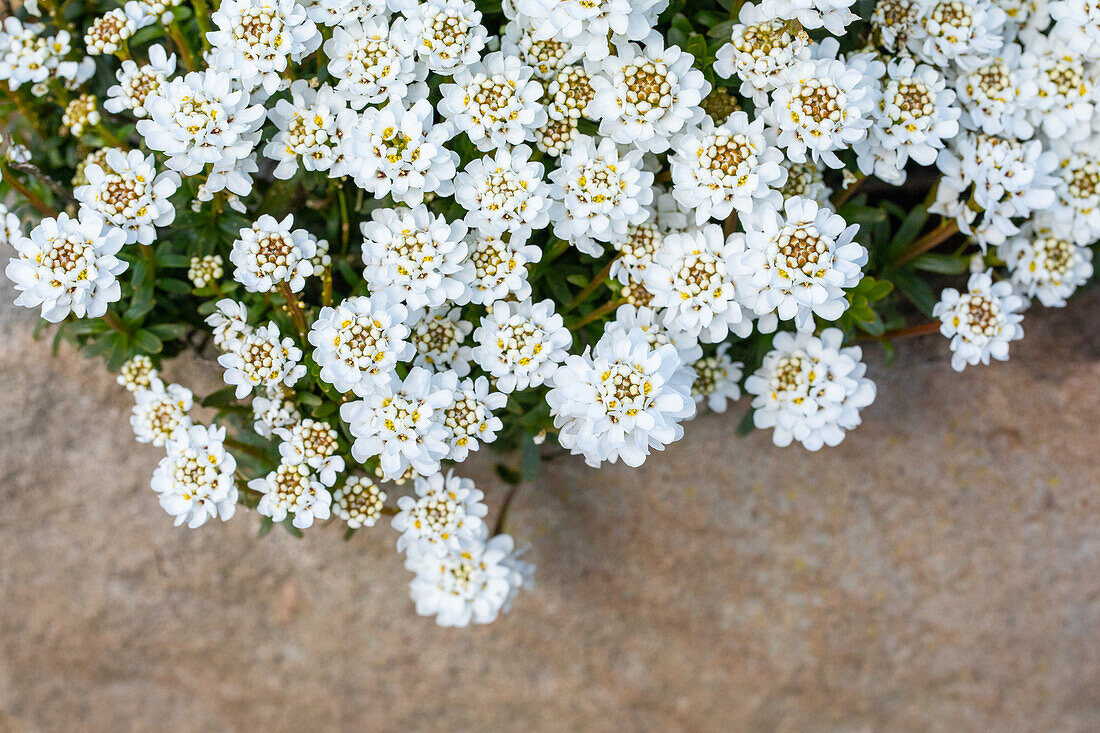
xmin=1 ymin=279 xmax=1098 ymax=732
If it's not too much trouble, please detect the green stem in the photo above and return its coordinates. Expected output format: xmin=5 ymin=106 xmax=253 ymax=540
xmin=167 ymin=21 xmax=197 ymax=71
xmin=564 ymin=254 xmax=619 ymax=313
xmin=493 ymin=481 xmax=523 ymax=535
xmin=878 ymin=320 xmax=942 ymax=341
xmin=894 ymin=218 xmax=961 ymax=267
xmin=1 ymin=164 xmax=57 ymax=217
xmin=224 ymin=437 xmax=271 ymax=462
xmin=337 ymin=182 xmax=350 ymax=252
xmin=568 ymin=298 xmax=625 ymax=330
xmin=101 ymin=309 xmax=130 ymax=335
xmin=191 ymin=0 xmax=212 ymax=47
xmin=279 ymin=281 xmax=309 ymax=341
xmin=832 ymin=172 xmax=867 ymax=208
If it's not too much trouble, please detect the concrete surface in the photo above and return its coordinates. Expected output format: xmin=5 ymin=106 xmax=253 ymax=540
xmin=0 ymin=281 xmax=1098 ymax=732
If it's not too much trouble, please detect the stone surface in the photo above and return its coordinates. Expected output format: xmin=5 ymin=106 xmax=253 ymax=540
xmin=0 ymin=284 xmax=1098 ymax=732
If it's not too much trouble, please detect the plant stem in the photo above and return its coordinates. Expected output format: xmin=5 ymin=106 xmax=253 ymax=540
xmin=191 ymin=0 xmax=212 ymax=47
xmin=832 ymin=172 xmax=867 ymax=208
xmin=493 ymin=481 xmax=523 ymax=535
xmin=568 ymin=298 xmax=625 ymax=330
xmin=894 ymin=218 xmax=961 ymax=267
xmin=1 ymin=164 xmax=58 ymax=217
xmin=337 ymin=182 xmax=350 ymax=252
xmin=723 ymin=210 xmax=739 ymax=239
xmin=564 ymin=254 xmax=619 ymax=313
xmin=167 ymin=21 xmax=197 ymax=71
xmin=279 ymin=281 xmax=309 ymax=340
xmin=224 ymin=437 xmax=271 ymax=462
xmin=321 ymin=267 xmax=333 ymax=307
xmin=101 ymin=309 xmax=130 ymax=335
xmin=880 ymin=320 xmax=942 ymax=341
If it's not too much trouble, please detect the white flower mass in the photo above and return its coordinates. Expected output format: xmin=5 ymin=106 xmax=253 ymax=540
xmin=3 ymin=0 xmax=1098 ymax=628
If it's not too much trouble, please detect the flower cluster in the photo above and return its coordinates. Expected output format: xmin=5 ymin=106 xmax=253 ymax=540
xmin=1 ymin=0 xmax=1097 ymax=628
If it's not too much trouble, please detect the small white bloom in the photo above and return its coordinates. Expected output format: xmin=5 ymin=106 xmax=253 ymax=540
xmin=998 ymin=221 xmax=1094 ymax=307
xmin=104 ymin=44 xmax=176 ymax=118
xmin=151 ymin=424 xmax=238 ymax=528
xmin=117 ymin=354 xmax=159 ymax=392
xmin=5 ymin=210 xmax=127 ymax=323
xmin=602 ymin=304 xmax=703 ymax=367
xmin=207 ymin=0 xmax=321 ymax=95
xmin=908 ymin=0 xmax=1006 ymax=71
xmin=644 ymin=224 xmax=753 ymax=344
xmin=714 ymin=4 xmax=812 ymax=105
xmin=758 ymin=0 xmax=859 ymax=35
xmin=131 ymin=381 xmax=194 ymax=446
xmin=1045 ymin=143 xmax=1100 ymax=246
xmin=501 ymin=10 xmax=580 ymax=79
xmin=332 ymin=475 xmax=387 ymax=529
xmin=399 ymin=0 xmax=487 ymax=74
xmin=1049 ymin=0 xmax=1100 ymax=58
xmin=360 ymin=205 xmax=469 ymax=311
xmin=251 ymin=463 xmax=332 ymax=529
xmin=217 ymin=322 xmax=307 ymax=398
xmin=440 ymin=375 xmax=506 ymax=462
xmin=230 ymin=214 xmax=317 ymax=294
xmin=548 ymin=134 xmax=654 ymax=256
xmin=264 ymin=81 xmax=348 ymax=178
xmin=471 ymin=299 xmax=573 ymax=393
xmin=548 ymin=327 xmax=695 ymax=468
xmin=251 ymin=384 xmax=300 ymax=438
xmin=409 ymin=307 xmax=474 ymax=377
xmin=74 ymin=148 xmax=180 ymax=246
xmin=933 ymin=269 xmax=1025 ymax=371
xmin=340 ymin=367 xmax=453 ymax=480
xmin=306 ymin=0 xmax=388 ymax=27
xmin=84 ymin=8 xmax=137 ymax=55
xmin=275 ymin=418 xmax=345 ymax=487
xmin=669 ymin=112 xmax=786 ymax=226
xmin=690 ymin=344 xmax=744 ymax=414
xmin=516 ymin=0 xmax=662 ymax=61
xmin=438 ymin=51 xmax=547 ymax=152
xmin=405 ymin=528 xmax=531 ymax=627
xmin=456 ymin=232 xmax=542 ymax=306
xmin=1018 ymin=33 xmax=1096 ymax=144
xmin=455 ymin=145 xmax=552 ymax=239
xmin=587 ymin=39 xmax=709 ymax=153
xmin=737 ymin=197 xmax=866 ymax=332
xmin=323 ymin=16 xmax=422 ymax=108
xmin=778 ymin=159 xmax=833 ymax=205
xmin=187 ymin=254 xmax=224 ymax=288
xmin=62 ymin=94 xmax=100 ymax=136
xmin=954 ymin=44 xmax=1036 ymax=139
xmin=392 ymin=470 xmax=488 ymax=555
xmin=206 ymin=298 xmax=252 ymax=352
xmin=745 ymin=328 xmax=876 ymax=450
xmin=308 ymin=293 xmax=412 ymax=396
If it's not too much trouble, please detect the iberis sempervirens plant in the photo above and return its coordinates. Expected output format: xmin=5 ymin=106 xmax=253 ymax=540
xmin=1 ymin=0 xmax=1097 ymax=626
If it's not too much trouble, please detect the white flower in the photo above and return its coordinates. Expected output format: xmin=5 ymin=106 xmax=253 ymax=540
xmin=137 ymin=70 xmax=265 ymax=195
xmin=998 ymin=221 xmax=1094 ymax=307
xmin=117 ymin=354 xmax=159 ymax=392
xmin=263 ymin=81 xmax=347 ymax=178
xmin=306 ymin=0 xmax=388 ymax=27
xmin=84 ymin=8 xmax=137 ymax=55
xmin=391 ymin=470 xmax=488 ymax=555
xmin=455 ymin=145 xmax=552 ymax=239
xmin=471 ymin=299 xmax=573 ymax=393
xmin=857 ymin=56 xmax=960 ymax=184
xmin=131 ymin=381 xmax=194 ymax=446
xmin=332 ymin=475 xmax=387 ymax=529
xmin=103 ymin=44 xmax=175 ymax=118
xmin=548 ymin=135 xmax=654 ymax=256
xmin=548 ymin=327 xmax=694 ymax=468
xmin=308 ymin=293 xmax=412 ymax=396
xmin=62 ymin=94 xmax=100 ymax=136
xmin=399 ymin=0 xmax=487 ymax=75
xmin=440 ymin=376 xmax=506 ymax=462
xmin=410 ymin=307 xmax=474 ymax=377
xmin=360 ymin=206 xmax=469 ymax=310
xmin=1049 ymin=0 xmax=1100 ymax=58
xmin=690 ymin=344 xmax=744 ymax=414
xmin=644 ymin=224 xmax=753 ymax=344
xmin=759 ymin=0 xmax=858 ymax=34
xmin=217 ymin=322 xmax=307 ymax=398
xmin=0 ymin=202 xmax=20 ymax=247
xmin=230 ymin=214 xmax=317 ymax=294
xmin=5 ymin=210 xmax=127 ymax=323
xmin=0 ymin=18 xmax=52 ymax=90
xmin=457 ymin=232 xmax=542 ymax=306
xmin=1045 ymin=143 xmax=1100 ymax=246
xmin=74 ymin=148 xmax=179 ymax=246
xmin=207 ymin=0 xmax=321 ymax=95
xmin=765 ymin=56 xmax=877 ymax=169
xmin=714 ymin=4 xmax=812 ymax=105
xmin=206 ymin=298 xmax=252 ymax=352
xmin=188 ymin=254 xmax=224 ymax=288
xmin=1018 ymin=33 xmax=1097 ymax=144
xmin=405 ymin=528 xmax=531 ymax=627
xmin=871 ymin=0 xmax=922 ymax=53
xmin=779 ymin=159 xmax=832 ymax=204
xmin=546 ymin=64 xmax=596 ymax=122
xmin=350 ymin=98 xmax=458 ymax=205
xmin=323 ymin=16 xmax=422 ymax=109
xmin=501 ymin=10 xmax=580 ymax=79
xmin=251 ymin=463 xmax=332 ymax=529
xmin=933 ymin=270 xmax=1025 ymax=371
xmin=587 ymin=40 xmax=709 ymax=153
xmin=252 ymin=385 xmax=300 ymax=438
xmin=935 ymin=132 xmax=1058 ymax=248
xmin=907 ymin=0 xmax=1006 ymax=71
xmin=602 ymin=304 xmax=703 ymax=366
xmin=954 ymin=44 xmax=1036 ymax=139
xmin=274 ymin=418 xmax=345 ymax=487
xmin=745 ymin=328 xmax=876 ymax=450
xmin=340 ymin=367 xmax=454 ymax=480
xmin=125 ymin=0 xmax=185 ymax=26
xmin=737 ymin=197 xmax=866 ymax=332
xmin=151 ymin=424 xmax=238 ymax=528
xmin=438 ymin=51 xmax=546 ymax=152
xmin=516 ymin=0 xmax=661 ymax=61
xmin=669 ymin=112 xmax=786 ymax=226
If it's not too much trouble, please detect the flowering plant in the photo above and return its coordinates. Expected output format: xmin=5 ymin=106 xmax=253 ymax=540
xmin=1 ymin=0 xmax=1096 ymax=626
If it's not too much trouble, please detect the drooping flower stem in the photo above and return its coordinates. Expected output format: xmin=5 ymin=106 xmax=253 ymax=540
xmin=895 ymin=218 xmax=961 ymax=267
xmin=878 ymin=321 xmax=942 ymax=340
xmin=568 ymin=298 xmax=625 ymax=331
xmin=279 ymin=281 xmax=309 ymax=341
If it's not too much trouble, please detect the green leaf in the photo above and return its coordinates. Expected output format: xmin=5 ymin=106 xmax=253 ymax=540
xmin=202 ymin=386 xmax=239 ymax=407
xmin=146 ymin=322 xmax=187 ymax=340
xmin=133 ymin=329 xmax=164 ymax=354
xmin=889 ymin=270 xmax=937 ymax=317
xmin=521 ymin=436 xmax=541 ymax=482
xmin=257 ymin=515 xmax=274 ymax=539
xmin=156 ymin=277 xmax=193 ymax=295
xmin=495 ymin=463 xmax=521 ymax=485
xmin=736 ymin=408 xmax=756 ymax=437
xmin=912 ymin=253 xmax=969 ymax=274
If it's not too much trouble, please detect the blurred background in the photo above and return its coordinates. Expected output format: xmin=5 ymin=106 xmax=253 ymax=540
xmin=1 ymin=283 xmax=1098 ymax=731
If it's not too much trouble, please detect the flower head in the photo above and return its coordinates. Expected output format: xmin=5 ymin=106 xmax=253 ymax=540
xmin=151 ymin=424 xmax=238 ymax=528
xmin=933 ymin=269 xmax=1025 ymax=371
xmin=74 ymin=148 xmax=180 ymax=246
xmin=308 ymin=293 xmax=412 ymax=396
xmin=471 ymin=299 xmax=573 ymax=393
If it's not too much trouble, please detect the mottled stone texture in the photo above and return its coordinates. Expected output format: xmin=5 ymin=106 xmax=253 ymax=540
xmin=1 ymin=285 xmax=1098 ymax=732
